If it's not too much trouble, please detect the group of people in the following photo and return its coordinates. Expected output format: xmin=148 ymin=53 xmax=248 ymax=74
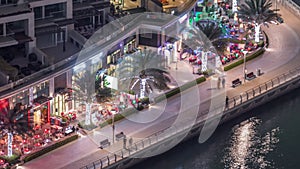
xmin=217 ymin=77 xmax=226 ymax=89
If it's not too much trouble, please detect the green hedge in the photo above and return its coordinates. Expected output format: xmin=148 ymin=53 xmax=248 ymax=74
xmin=78 ymin=121 xmax=97 ymax=131
xmin=154 ymin=76 xmax=206 ymax=103
xmin=99 ymin=108 xmax=137 ymax=128
xmin=0 ymin=154 xmax=21 ymax=165
xmin=224 ymin=48 xmax=265 ymax=71
xmin=23 ymin=134 xmax=79 ymax=163
xmin=263 ymin=31 xmax=269 ymax=48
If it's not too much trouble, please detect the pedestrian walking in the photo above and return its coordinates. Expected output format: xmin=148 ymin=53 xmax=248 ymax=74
xmin=222 ymin=78 xmax=226 ymax=88
xmin=129 ymin=137 xmax=133 ymax=147
xmin=217 ymin=77 xmax=221 ymax=89
xmin=123 ymin=135 xmax=127 ymax=149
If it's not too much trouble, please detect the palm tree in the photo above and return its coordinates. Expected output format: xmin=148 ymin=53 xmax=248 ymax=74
xmin=72 ymin=70 xmax=97 ymax=126
xmin=116 ymin=49 xmax=171 ymax=99
xmin=238 ymin=0 xmax=279 ymax=42
xmin=0 ymin=107 xmax=33 ymax=157
xmin=195 ymin=20 xmax=228 ymax=55
xmin=183 ymin=20 xmax=227 ymax=70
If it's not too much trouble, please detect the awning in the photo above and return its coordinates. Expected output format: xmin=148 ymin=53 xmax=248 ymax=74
xmin=166 ymin=36 xmax=180 ymax=44
xmin=35 ymin=25 xmax=63 ymax=35
xmin=33 ymin=96 xmax=51 ymax=105
xmin=12 ymin=33 xmax=33 ymax=44
xmin=54 ymin=87 xmax=73 ymax=95
xmin=124 ymin=35 xmax=136 ymax=44
xmin=54 ymin=19 xmax=77 ymax=26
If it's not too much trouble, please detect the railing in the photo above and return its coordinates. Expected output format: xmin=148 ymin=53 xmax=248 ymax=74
xmin=228 ymin=67 xmax=300 ymax=109
xmin=282 ymin=0 xmax=300 ymax=17
xmin=80 ymin=65 xmax=300 ymax=169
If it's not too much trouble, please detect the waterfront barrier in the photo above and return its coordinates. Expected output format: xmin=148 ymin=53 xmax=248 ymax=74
xmin=80 ymin=64 xmax=300 ymax=169
xmin=282 ymin=0 xmax=300 ymax=17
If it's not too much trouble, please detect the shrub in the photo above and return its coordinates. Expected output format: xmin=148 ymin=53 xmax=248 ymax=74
xmin=78 ymin=121 xmax=97 ymax=131
xmin=0 ymin=154 xmax=21 ymax=165
xmin=139 ymin=97 xmax=149 ymax=104
xmin=224 ymin=48 xmax=265 ymax=71
xmin=23 ymin=135 xmax=79 ymax=163
xmin=99 ymin=108 xmax=137 ymax=128
xmin=125 ymin=90 xmax=135 ymax=95
xmin=154 ymin=76 xmax=206 ymax=103
xmin=263 ymin=31 xmax=269 ymax=48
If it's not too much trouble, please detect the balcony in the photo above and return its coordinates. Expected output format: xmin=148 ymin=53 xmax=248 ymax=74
xmin=0 ymin=3 xmax=31 ymax=17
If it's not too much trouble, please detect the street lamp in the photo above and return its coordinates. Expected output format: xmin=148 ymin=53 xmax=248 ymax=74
xmin=242 ymin=50 xmax=248 ymax=82
xmin=111 ymin=109 xmax=117 ymax=143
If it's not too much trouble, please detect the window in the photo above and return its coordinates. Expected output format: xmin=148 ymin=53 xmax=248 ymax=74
xmin=45 ymin=3 xmax=66 ymax=18
xmin=107 ymin=55 xmax=111 ymax=64
xmin=34 ymin=7 xmax=43 ymax=19
xmin=6 ymin=20 xmax=25 ymax=34
xmin=0 ymin=0 xmax=13 ymax=5
xmin=0 ymin=24 xmax=3 ymax=36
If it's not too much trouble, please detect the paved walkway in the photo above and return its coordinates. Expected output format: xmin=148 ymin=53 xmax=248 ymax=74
xmin=19 ymin=3 xmax=300 ymax=169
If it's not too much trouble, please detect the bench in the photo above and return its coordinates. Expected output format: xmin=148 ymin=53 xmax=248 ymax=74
xmin=246 ymin=72 xmax=256 ymax=80
xmin=115 ymin=132 xmax=125 ymax=141
xmin=100 ymin=139 xmax=110 ymax=149
xmin=232 ymin=78 xmax=242 ymax=87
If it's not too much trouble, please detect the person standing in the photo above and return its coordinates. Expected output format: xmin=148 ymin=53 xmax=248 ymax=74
xmin=129 ymin=137 xmax=133 ymax=147
xmin=225 ymin=96 xmax=229 ymax=110
xmin=222 ymin=78 xmax=226 ymax=88
xmin=123 ymin=135 xmax=127 ymax=149
xmin=217 ymin=77 xmax=221 ymax=89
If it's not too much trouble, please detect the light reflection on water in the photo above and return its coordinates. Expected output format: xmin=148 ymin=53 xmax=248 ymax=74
xmin=223 ymin=117 xmax=280 ymax=169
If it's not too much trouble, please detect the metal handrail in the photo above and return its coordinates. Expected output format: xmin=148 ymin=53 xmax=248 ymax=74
xmin=81 ymin=64 xmax=300 ymax=169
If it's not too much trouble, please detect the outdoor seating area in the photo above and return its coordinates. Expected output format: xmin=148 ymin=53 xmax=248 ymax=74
xmin=75 ymin=25 xmax=96 ymax=38
xmin=0 ymin=122 xmax=77 ymax=167
xmin=0 ymin=45 xmax=43 ymax=82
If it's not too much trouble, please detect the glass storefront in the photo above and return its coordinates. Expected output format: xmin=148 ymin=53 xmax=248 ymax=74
xmin=124 ymin=39 xmax=136 ymax=54
xmin=53 ymin=88 xmax=72 ymax=116
xmin=32 ymin=98 xmax=50 ymax=126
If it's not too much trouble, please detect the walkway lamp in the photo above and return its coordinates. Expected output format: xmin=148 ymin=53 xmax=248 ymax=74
xmin=242 ymin=50 xmax=248 ymax=82
xmin=111 ymin=108 xmax=117 ymax=143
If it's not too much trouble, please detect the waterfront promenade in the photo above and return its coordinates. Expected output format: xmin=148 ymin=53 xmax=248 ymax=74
xmin=20 ymin=2 xmax=300 ymax=169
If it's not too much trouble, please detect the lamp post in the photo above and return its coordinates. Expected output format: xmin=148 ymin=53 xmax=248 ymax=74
xmin=242 ymin=50 xmax=248 ymax=82
xmin=111 ymin=109 xmax=116 ymax=143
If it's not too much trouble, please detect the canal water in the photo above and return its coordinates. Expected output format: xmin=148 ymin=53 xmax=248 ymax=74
xmin=293 ymin=0 xmax=300 ymax=6
xmin=130 ymin=87 xmax=300 ymax=169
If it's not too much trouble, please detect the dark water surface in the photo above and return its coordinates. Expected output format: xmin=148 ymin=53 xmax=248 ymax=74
xmin=130 ymin=87 xmax=300 ymax=169
xmin=293 ymin=0 xmax=300 ymax=6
